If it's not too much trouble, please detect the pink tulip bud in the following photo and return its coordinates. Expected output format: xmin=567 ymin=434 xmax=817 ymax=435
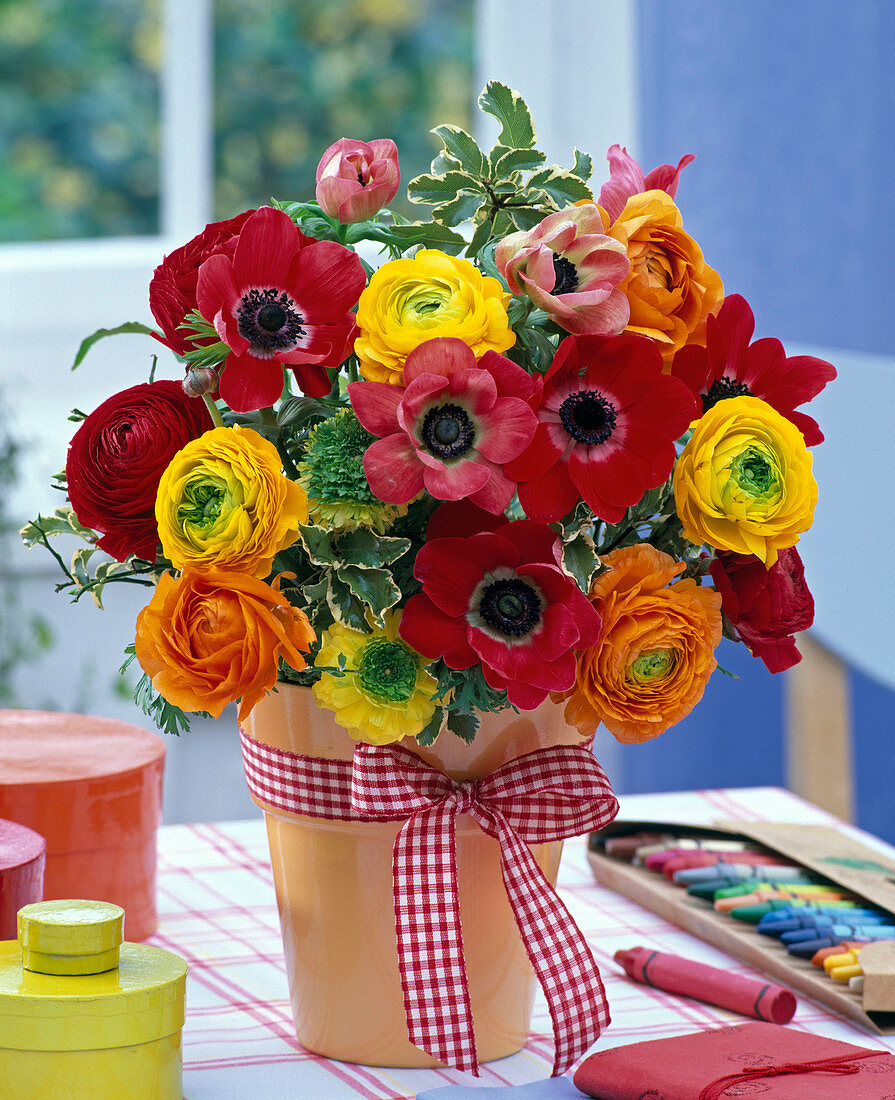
xmin=182 ymin=366 xmax=219 ymax=398
xmin=315 ymin=138 xmax=400 ymax=224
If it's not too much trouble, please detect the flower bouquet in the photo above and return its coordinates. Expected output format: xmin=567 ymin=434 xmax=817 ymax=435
xmin=24 ymin=83 xmax=835 ymax=1075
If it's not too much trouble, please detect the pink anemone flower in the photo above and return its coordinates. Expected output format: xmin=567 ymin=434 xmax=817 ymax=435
xmin=598 ymin=144 xmax=695 ymax=225
xmin=399 ymin=519 xmax=602 ymax=710
xmin=494 ymin=205 xmax=630 ymax=335
xmin=347 ymin=337 xmax=538 ymax=514
xmin=196 ymin=206 xmax=367 ymax=412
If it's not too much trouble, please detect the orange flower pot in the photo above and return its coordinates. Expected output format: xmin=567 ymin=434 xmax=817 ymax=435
xmin=0 ymin=711 xmax=165 ymax=942
xmin=241 ymin=684 xmax=585 ymax=1068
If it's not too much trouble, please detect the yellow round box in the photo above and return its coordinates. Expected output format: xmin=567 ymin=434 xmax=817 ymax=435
xmin=0 ymin=899 xmax=187 ymax=1100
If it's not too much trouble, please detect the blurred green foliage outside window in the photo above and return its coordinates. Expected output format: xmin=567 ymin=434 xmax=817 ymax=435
xmin=0 ymin=0 xmax=161 ymax=241
xmin=214 ymin=0 xmax=473 ymax=220
xmin=0 ymin=0 xmax=473 ymax=243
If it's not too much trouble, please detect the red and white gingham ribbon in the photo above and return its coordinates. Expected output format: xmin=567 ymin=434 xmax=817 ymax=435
xmin=240 ymin=729 xmax=619 ymax=1076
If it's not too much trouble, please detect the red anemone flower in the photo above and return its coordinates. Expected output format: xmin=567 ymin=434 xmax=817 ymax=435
xmin=348 ymin=337 xmax=538 ymax=514
xmin=507 ymin=333 xmax=698 ymax=524
xmin=670 ymin=294 xmax=836 ymax=445
xmin=399 ymin=519 xmax=602 ymax=710
xmin=196 ymin=206 xmax=366 ymax=412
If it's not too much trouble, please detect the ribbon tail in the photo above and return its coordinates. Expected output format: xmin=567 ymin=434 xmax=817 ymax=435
xmin=392 ymin=800 xmax=479 ymax=1075
xmin=489 ymin=809 xmax=609 ymax=1076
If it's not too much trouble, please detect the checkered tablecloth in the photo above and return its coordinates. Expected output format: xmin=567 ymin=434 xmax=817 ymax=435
xmin=150 ymin=787 xmax=895 ymax=1099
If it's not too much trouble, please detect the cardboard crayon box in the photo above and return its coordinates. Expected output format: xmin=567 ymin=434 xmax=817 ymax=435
xmin=587 ymin=818 xmax=895 ymax=1034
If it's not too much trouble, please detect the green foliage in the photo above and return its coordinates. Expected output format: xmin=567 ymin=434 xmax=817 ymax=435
xmin=2 ymin=0 xmax=473 ymax=243
xmin=72 ymin=322 xmax=159 ymax=370
xmin=406 ymin=79 xmax=594 ymax=254
xmin=21 ymin=510 xmax=159 ymax=606
xmin=295 ymin=523 xmax=411 ymax=628
xmin=121 ymin=647 xmax=194 ymax=736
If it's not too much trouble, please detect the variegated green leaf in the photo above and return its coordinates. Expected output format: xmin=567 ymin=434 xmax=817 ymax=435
xmin=431 ymin=190 xmax=485 ymax=227
xmin=478 ymin=81 xmax=536 ymax=149
xmin=327 ymin=575 xmax=369 ymax=632
xmin=431 ymin=124 xmax=486 ymax=176
xmin=491 ymin=146 xmax=546 ymax=177
xmin=526 ymin=167 xmax=594 ymax=206
xmin=508 ymin=206 xmax=547 ymax=231
xmin=335 ymin=529 xmax=411 ymax=569
xmin=337 ymin=565 xmax=401 ymax=626
xmin=430 ymin=149 xmax=463 ymax=176
xmin=408 ymin=171 xmax=483 ymax=206
xmin=562 ymin=532 xmax=600 ymax=593
xmin=571 ymin=148 xmax=593 ymax=181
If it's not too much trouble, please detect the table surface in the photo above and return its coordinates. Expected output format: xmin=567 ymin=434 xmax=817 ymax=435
xmin=151 ymin=786 xmax=895 ymax=1099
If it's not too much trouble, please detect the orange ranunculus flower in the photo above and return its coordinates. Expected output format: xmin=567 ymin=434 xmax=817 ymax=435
xmin=134 ymin=568 xmax=315 ymax=722
xmin=603 ymin=191 xmax=723 ymax=361
xmin=562 ymin=543 xmax=722 ymax=744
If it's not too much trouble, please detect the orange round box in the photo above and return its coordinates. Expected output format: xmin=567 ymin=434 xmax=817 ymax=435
xmin=0 ymin=712 xmax=165 ymax=941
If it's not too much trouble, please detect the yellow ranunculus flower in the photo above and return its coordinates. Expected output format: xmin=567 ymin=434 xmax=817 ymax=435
xmin=312 ymin=610 xmax=437 ymax=744
xmin=156 ymin=425 xmax=308 ymax=577
xmin=353 ymin=248 xmax=515 ymax=384
xmin=673 ymin=395 xmax=817 ymax=567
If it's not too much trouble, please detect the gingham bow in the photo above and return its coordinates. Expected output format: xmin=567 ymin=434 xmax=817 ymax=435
xmin=240 ymin=730 xmax=619 ymax=1076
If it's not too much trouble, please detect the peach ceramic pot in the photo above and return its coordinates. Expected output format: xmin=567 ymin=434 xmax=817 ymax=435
xmin=0 ymin=711 xmax=165 ymax=941
xmin=241 ymin=684 xmax=586 ymax=1069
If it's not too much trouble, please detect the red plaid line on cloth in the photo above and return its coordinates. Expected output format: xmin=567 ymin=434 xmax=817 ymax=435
xmin=239 ymin=731 xmax=619 ymax=1076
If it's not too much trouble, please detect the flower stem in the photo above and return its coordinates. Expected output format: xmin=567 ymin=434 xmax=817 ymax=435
xmin=202 ymin=394 xmax=225 ymax=427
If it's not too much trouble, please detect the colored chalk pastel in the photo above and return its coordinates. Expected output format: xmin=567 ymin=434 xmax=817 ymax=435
xmin=788 ymin=937 xmax=840 ymax=958
xmin=825 ymin=949 xmax=862 ymax=974
xmin=727 ymin=899 xmax=859 ymax=923
xmin=758 ymin=907 xmax=885 ymax=926
xmin=715 ymin=889 xmax=851 ymax=915
xmin=830 ymin=963 xmax=863 ymax=982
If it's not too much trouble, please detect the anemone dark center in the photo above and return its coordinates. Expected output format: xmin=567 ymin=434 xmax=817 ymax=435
xmin=478 ymin=577 xmax=541 ymax=637
xmin=551 ymin=255 xmax=579 ymax=296
xmin=237 ymin=288 xmax=305 ymax=353
xmin=703 ymin=375 xmax=751 ymax=413
xmin=559 ymin=390 xmax=618 ymax=445
xmin=420 ymin=403 xmax=475 ymax=460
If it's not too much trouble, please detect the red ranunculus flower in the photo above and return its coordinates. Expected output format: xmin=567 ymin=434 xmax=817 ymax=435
xmin=399 ymin=519 xmax=602 ymax=710
xmin=709 ymin=547 xmax=815 ymax=673
xmin=507 ymin=333 xmax=698 ymax=524
xmin=348 ymin=337 xmax=538 ymax=514
xmin=670 ymin=294 xmax=837 ymax=445
xmin=66 ymin=380 xmax=214 ymax=562
xmin=149 ymin=210 xmax=255 ymax=358
xmin=196 ymin=206 xmax=367 ymax=412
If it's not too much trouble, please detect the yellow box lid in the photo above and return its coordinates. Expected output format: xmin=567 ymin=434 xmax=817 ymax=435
xmin=0 ymin=900 xmax=187 ymax=1052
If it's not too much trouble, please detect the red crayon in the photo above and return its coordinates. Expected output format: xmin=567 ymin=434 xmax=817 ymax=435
xmin=645 ymin=848 xmax=780 ymax=874
xmin=614 ymin=946 xmax=797 ymax=1024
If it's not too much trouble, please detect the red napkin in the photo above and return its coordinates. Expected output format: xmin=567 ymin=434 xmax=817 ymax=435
xmin=573 ymin=1021 xmax=895 ymax=1099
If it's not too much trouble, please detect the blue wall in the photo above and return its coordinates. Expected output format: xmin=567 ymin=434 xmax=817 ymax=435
xmin=610 ymin=2 xmax=895 ymax=842
xmin=638 ymin=0 xmax=895 ymax=356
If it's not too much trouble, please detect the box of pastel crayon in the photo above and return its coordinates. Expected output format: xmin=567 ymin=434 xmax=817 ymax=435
xmin=588 ymin=817 xmax=895 ymax=1034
